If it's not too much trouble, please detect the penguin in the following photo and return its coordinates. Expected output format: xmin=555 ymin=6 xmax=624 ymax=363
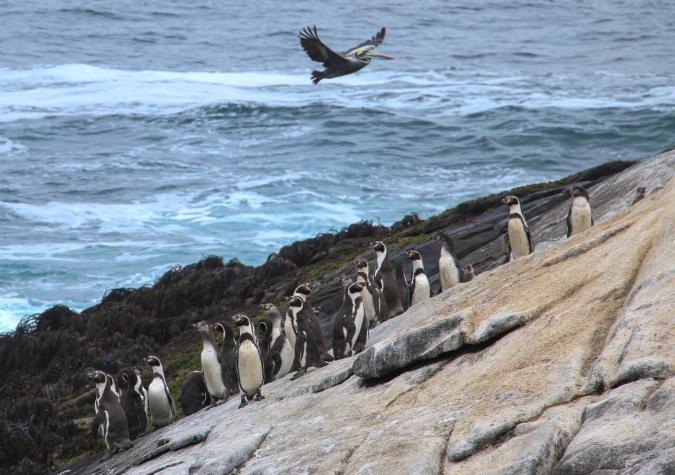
xmin=434 ymin=233 xmax=462 ymax=292
xmin=116 ymin=367 xmax=147 ymax=439
xmin=462 ymin=263 xmax=475 ymax=282
xmin=260 ymin=303 xmax=295 ymax=381
xmin=355 ymin=259 xmax=386 ymax=327
xmin=406 ymin=249 xmax=431 ymax=306
xmin=285 ymin=295 xmax=328 ymax=379
xmin=135 ymin=367 xmax=149 ymax=417
xmin=180 ymin=371 xmax=211 ymax=416
xmin=214 ymin=321 xmax=239 ymax=395
xmin=233 ymin=313 xmax=265 ymax=409
xmin=194 ymin=321 xmax=229 ymax=405
xmin=371 ymin=240 xmax=404 ymax=319
xmin=331 ymin=276 xmax=353 ymax=360
xmin=347 ymin=282 xmax=368 ymax=355
xmin=255 ymin=312 xmax=274 ymax=383
xmin=89 ymin=370 xmax=133 ymax=456
xmin=292 ymin=283 xmax=333 ymax=362
xmin=564 ymin=186 xmax=593 ymax=237
xmin=144 ymin=355 xmax=176 ymax=428
xmin=501 ymin=195 xmax=534 ymax=259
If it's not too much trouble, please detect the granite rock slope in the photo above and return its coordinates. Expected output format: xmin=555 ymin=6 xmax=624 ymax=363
xmin=66 ymin=152 xmax=674 ymax=474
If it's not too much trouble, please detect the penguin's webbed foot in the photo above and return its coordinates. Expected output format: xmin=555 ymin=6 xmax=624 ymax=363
xmin=291 ymin=369 xmax=306 ymax=380
xmin=238 ymin=395 xmax=248 ymax=409
xmin=321 ymin=352 xmax=334 ymax=362
xmin=206 ymin=399 xmax=225 ymax=410
xmin=254 ymin=390 xmax=264 ymax=401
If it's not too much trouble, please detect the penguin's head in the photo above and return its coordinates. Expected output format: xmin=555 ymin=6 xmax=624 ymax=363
xmin=355 ymin=259 xmax=368 ymax=270
xmin=337 ymin=275 xmax=353 ymax=288
xmin=434 ymin=232 xmax=455 ymax=252
xmin=193 ymin=320 xmax=212 ymax=335
xmin=256 ymin=320 xmax=270 ymax=340
xmin=294 ymin=282 xmax=312 ymax=297
xmin=288 ymin=296 xmax=303 ymax=309
xmin=145 ymin=355 xmax=162 ymax=368
xmin=502 ymin=195 xmax=520 ymax=206
xmin=213 ymin=321 xmax=235 ymax=342
xmin=116 ymin=367 xmax=138 ymax=390
xmin=233 ymin=313 xmax=254 ymax=336
xmin=565 ymin=186 xmax=589 ymax=199
xmin=87 ymin=369 xmax=107 ymax=384
xmin=370 ymin=241 xmax=386 ymax=253
xmin=348 ymin=282 xmax=364 ymax=298
xmin=406 ymin=249 xmax=422 ymax=261
xmin=462 ymin=263 xmax=474 ymax=274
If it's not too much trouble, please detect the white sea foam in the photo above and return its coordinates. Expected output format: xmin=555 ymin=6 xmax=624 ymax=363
xmin=1 ymin=64 xmax=673 ymax=122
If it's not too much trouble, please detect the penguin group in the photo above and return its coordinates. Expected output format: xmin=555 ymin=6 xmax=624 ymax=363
xmin=86 ymin=185 xmax=593 ymax=456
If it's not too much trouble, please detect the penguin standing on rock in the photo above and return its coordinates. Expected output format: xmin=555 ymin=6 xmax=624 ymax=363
xmin=355 ymin=259 xmax=386 ymax=327
xmin=564 ymin=186 xmax=593 ymax=237
xmin=286 ymin=296 xmax=327 ymax=379
xmin=214 ymin=321 xmax=239 ymax=395
xmin=180 ymin=371 xmax=210 ymax=416
xmin=194 ymin=321 xmax=229 ymax=405
xmin=406 ymin=249 xmax=431 ymax=306
xmin=89 ymin=370 xmax=133 ymax=456
xmin=233 ymin=313 xmax=265 ymax=409
xmin=332 ymin=276 xmax=353 ymax=360
xmin=434 ymin=233 xmax=462 ymax=292
xmin=371 ymin=241 xmax=404 ymax=319
xmin=145 ymin=355 xmax=176 ymax=428
xmin=255 ymin=312 xmax=274 ymax=383
xmin=346 ymin=282 xmax=368 ymax=355
xmin=116 ymin=368 xmax=147 ymax=439
xmin=261 ymin=303 xmax=295 ymax=381
xmin=292 ymin=283 xmax=333 ymax=362
xmin=502 ymin=195 xmax=534 ymax=259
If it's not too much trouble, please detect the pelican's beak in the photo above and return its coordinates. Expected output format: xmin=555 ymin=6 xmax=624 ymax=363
xmin=365 ymin=50 xmax=394 ymax=60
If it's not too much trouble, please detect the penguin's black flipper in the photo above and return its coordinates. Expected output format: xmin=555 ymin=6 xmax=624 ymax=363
xmin=91 ymin=410 xmax=105 ymax=441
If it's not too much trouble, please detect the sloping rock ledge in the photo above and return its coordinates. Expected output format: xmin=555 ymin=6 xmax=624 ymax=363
xmin=56 ymin=152 xmax=675 ymax=474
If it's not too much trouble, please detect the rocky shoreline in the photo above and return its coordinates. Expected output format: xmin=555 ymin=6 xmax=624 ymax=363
xmin=1 ymin=150 xmax=673 ymax=474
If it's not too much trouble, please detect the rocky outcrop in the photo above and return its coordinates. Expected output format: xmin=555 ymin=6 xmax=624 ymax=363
xmin=60 ymin=151 xmax=674 ymax=474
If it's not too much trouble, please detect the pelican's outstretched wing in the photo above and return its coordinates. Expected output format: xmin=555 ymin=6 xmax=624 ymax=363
xmin=299 ymin=26 xmax=346 ymax=67
xmin=343 ymin=27 xmax=386 ymax=55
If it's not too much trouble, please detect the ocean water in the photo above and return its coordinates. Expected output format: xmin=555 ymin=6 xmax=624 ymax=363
xmin=1 ymin=0 xmax=674 ymax=332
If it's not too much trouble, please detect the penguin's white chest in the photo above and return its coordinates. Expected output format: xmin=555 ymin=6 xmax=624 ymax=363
xmin=508 ymin=217 xmax=531 ymax=258
xmin=411 ymin=274 xmax=431 ymax=306
xmin=274 ymin=337 xmax=294 ymax=380
xmin=361 ymin=289 xmax=376 ymax=322
xmin=569 ymin=197 xmax=592 ymax=236
xmin=201 ymin=346 xmax=227 ymax=399
xmin=238 ymin=341 xmax=263 ymax=396
xmin=284 ymin=319 xmax=296 ymax=347
xmin=148 ymin=378 xmax=172 ymax=426
xmin=351 ymin=307 xmax=366 ymax=347
xmin=438 ymin=251 xmax=460 ymax=292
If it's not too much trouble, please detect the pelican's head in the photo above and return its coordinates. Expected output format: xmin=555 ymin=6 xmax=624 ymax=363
xmin=356 ymin=47 xmax=394 ymax=61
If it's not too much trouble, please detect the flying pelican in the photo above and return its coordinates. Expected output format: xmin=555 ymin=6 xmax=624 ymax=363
xmin=299 ymin=26 xmax=394 ymax=84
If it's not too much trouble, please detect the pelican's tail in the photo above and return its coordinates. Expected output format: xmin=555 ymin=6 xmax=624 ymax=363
xmin=311 ymin=70 xmax=326 ymax=84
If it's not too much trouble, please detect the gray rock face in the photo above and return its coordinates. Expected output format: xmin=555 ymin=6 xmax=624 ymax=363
xmin=553 ymin=378 xmax=675 ymax=474
xmin=64 ymin=152 xmax=675 ymax=475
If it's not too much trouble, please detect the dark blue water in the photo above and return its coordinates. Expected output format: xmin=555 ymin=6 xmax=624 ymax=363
xmin=1 ymin=0 xmax=674 ymax=331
